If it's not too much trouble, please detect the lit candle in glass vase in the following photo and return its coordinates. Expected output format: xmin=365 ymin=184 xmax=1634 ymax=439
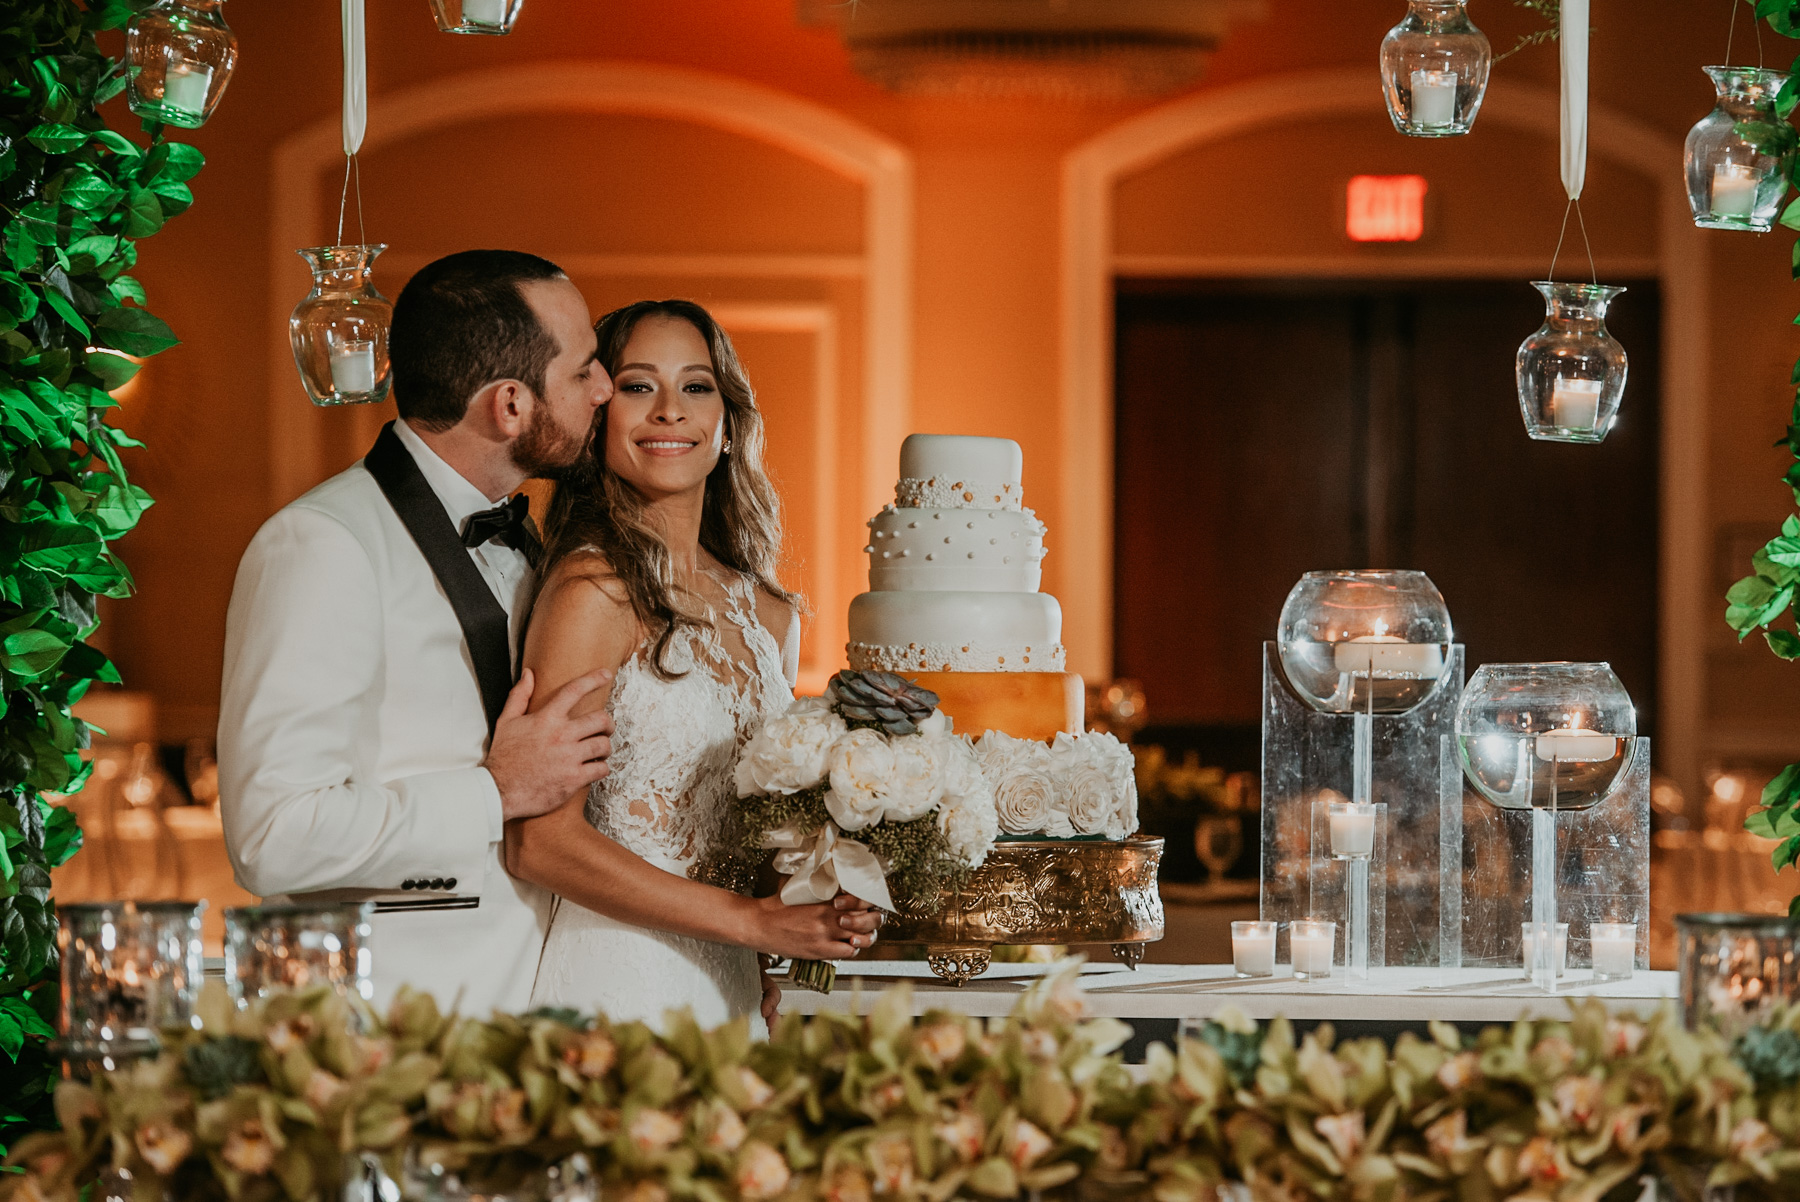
xmin=1549 ymin=375 xmax=1603 ymax=430
xmin=1591 ymin=922 xmax=1636 ymax=980
xmin=1711 ymin=162 xmax=1762 ymax=218
xmin=1291 ymin=920 xmax=1336 ymax=981
xmin=1328 ymin=800 xmax=1376 ymax=859
xmin=330 ymin=340 xmax=377 ymax=395
xmin=462 ymin=0 xmax=507 ymax=26
xmin=162 ymin=58 xmax=213 ymax=117
xmin=1231 ymin=921 xmax=1277 ymax=978
xmin=1410 ymin=69 xmax=1458 ymax=126
xmin=1521 ymin=921 xmax=1569 ymax=976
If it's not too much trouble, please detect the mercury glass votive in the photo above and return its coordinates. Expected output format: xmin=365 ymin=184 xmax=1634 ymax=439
xmin=1231 ymin=920 xmax=1277 ymax=978
xmin=224 ymin=903 xmax=374 ymax=1005
xmin=1455 ymin=663 xmax=1636 ymax=811
xmin=59 ymin=901 xmax=204 ymax=1072
xmin=1276 ymin=570 xmax=1453 ymax=715
xmin=1677 ymin=913 xmax=1800 ymax=1036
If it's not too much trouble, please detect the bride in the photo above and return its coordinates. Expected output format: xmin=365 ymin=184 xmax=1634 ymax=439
xmin=505 ymin=299 xmax=880 ymax=1029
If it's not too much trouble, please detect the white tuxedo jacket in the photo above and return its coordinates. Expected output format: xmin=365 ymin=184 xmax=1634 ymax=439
xmin=218 ymin=434 xmax=550 ymax=1015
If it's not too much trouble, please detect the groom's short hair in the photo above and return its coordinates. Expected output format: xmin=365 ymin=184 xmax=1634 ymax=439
xmin=390 ymin=250 xmax=568 ymax=431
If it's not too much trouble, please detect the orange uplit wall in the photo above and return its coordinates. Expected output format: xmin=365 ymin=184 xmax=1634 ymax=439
xmin=96 ymin=0 xmax=1800 ymax=806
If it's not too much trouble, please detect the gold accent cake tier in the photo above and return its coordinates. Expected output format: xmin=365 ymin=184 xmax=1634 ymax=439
xmin=884 ymin=836 xmax=1164 ymax=984
xmin=902 ymin=669 xmax=1083 ymax=741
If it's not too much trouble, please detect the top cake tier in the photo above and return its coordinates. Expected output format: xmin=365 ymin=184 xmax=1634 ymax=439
xmin=896 ymin=433 xmax=1024 ymax=511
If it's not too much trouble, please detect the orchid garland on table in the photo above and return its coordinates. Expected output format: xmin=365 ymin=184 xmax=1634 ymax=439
xmin=10 ymin=967 xmax=1800 ymax=1202
xmin=711 ymin=670 xmax=1000 ymax=994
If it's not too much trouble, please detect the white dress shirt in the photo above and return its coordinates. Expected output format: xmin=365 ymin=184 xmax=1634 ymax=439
xmin=217 ymin=423 xmax=549 ymax=1013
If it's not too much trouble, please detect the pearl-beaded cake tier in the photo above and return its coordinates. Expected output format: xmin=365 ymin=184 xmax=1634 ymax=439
xmin=865 ymin=505 xmax=1046 ymax=592
xmin=848 ymin=434 xmax=1066 ymax=676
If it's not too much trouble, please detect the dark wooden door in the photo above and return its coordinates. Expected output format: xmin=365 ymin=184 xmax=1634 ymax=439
xmin=1113 ymin=278 xmax=1661 ymax=752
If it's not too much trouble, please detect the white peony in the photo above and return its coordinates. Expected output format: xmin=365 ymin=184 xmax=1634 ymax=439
xmin=934 ymin=736 xmax=999 ymax=866
xmin=882 ymin=737 xmax=944 ymax=823
xmin=824 ymin=729 xmax=897 ymax=831
xmin=735 ymin=702 xmax=847 ymax=797
xmin=977 ymin=731 xmax=1058 ymax=835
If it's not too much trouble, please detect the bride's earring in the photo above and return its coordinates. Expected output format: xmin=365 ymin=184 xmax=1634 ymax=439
xmin=722 ymin=436 xmax=733 ymax=455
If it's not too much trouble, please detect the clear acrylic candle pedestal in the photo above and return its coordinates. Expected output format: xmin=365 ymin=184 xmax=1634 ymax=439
xmin=1261 ymin=642 xmax=1465 ymax=976
xmin=1439 ymin=737 xmax=1650 ymax=987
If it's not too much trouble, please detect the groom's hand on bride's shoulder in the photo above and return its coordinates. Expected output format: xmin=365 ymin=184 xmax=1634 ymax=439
xmin=485 ymin=668 xmax=615 ymax=819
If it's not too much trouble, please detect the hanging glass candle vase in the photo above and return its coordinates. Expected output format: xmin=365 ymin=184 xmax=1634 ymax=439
xmin=124 ymin=0 xmax=238 ymax=129
xmin=429 ymin=0 xmax=522 ymax=34
xmin=290 ymin=245 xmax=392 ymax=407
xmin=1379 ymin=0 xmax=1491 ymax=137
xmin=1685 ymin=67 xmax=1793 ymax=232
xmin=1515 ymin=282 xmax=1628 ymax=444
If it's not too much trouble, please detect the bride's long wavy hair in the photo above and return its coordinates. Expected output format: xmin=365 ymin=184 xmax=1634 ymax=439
xmin=541 ymin=299 xmax=799 ymax=679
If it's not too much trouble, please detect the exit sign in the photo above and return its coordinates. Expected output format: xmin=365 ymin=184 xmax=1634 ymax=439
xmin=1346 ymin=174 xmax=1428 ymax=242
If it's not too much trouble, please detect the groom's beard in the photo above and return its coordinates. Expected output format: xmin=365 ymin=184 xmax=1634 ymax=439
xmin=511 ymin=401 xmax=587 ymax=480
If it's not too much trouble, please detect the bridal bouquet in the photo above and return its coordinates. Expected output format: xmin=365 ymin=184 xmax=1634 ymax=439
xmin=719 ymin=670 xmax=999 ymax=993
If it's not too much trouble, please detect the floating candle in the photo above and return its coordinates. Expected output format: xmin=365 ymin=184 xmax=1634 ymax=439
xmin=1534 ymin=727 xmax=1616 ymax=763
xmin=1332 ymin=635 xmax=1443 ymax=678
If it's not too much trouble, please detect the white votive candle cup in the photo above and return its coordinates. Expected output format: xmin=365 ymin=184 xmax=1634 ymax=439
xmin=1549 ymin=376 xmax=1603 ymax=430
xmin=1712 ymin=162 xmax=1761 ymax=218
xmin=1591 ymin=922 xmax=1636 ymax=981
xmin=1410 ymin=68 xmax=1458 ymax=126
xmin=1332 ymin=636 xmax=1443 ymax=678
xmin=163 ymin=59 xmax=213 ymax=116
xmin=1521 ymin=921 xmax=1569 ymax=977
xmin=1534 ymin=727 xmax=1616 ymax=762
xmin=462 ymin=0 xmax=507 ymax=26
xmin=1291 ymin=920 xmax=1336 ymax=982
xmin=1231 ymin=921 xmax=1277 ymax=978
xmin=1328 ymin=801 xmax=1376 ymax=860
xmin=330 ymin=341 xmax=377 ymax=394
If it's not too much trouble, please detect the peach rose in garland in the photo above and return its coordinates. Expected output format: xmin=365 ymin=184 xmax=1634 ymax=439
xmin=734 ymin=1141 xmax=791 ymax=1201
xmin=628 ymin=1108 xmax=684 ymax=1153
xmin=1005 ymin=1119 xmax=1054 ymax=1170
xmin=822 ymin=1167 xmax=873 ymax=1202
xmin=867 ymin=1132 xmax=915 ymax=1194
xmin=133 ymin=1122 xmax=193 ymax=1175
xmin=698 ymin=1099 xmax=748 ymax=1154
xmin=617 ymin=1182 xmax=669 ymax=1202
xmin=221 ymin=1120 xmax=277 ymax=1176
xmin=914 ymin=1019 xmax=967 ymax=1068
xmin=935 ymin=1111 xmax=985 ymax=1162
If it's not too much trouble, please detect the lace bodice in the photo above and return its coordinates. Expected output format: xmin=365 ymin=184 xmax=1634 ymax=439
xmin=585 ymin=570 xmax=791 ymax=871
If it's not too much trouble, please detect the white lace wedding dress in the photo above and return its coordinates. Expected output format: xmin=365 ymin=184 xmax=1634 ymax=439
xmin=528 ymin=570 xmax=791 ymax=1031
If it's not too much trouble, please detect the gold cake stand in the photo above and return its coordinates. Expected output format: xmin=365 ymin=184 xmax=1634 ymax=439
xmin=883 ymin=836 xmax=1165 ymax=984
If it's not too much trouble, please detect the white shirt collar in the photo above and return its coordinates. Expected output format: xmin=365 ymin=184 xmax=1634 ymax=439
xmin=394 ymin=419 xmax=504 ymax=526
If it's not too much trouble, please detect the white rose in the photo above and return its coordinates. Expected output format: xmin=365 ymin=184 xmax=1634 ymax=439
xmin=825 ymin=729 xmax=897 ymax=831
xmin=978 ymin=731 xmax=1057 ymax=835
xmin=883 ymin=737 xmax=944 ymax=823
xmin=736 ymin=706 xmax=847 ymax=796
xmin=1050 ymin=732 xmax=1137 ymax=839
xmin=1059 ymin=758 xmax=1114 ymax=835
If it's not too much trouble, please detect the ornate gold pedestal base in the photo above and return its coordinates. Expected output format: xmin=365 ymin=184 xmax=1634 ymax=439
xmin=888 ymin=837 xmax=1164 ymax=985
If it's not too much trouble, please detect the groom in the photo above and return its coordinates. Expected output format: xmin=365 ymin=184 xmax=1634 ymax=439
xmin=218 ymin=250 xmax=615 ymax=1013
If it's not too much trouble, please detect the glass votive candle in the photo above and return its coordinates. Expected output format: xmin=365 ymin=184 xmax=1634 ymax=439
xmin=1327 ymin=801 xmax=1376 ymax=860
xmin=1231 ymin=920 xmax=1278 ymax=978
xmin=1590 ymin=922 xmax=1637 ymax=981
xmin=224 ymin=902 xmax=374 ymax=1005
xmin=1291 ymin=920 xmax=1336 ymax=982
xmin=1521 ymin=921 xmax=1569 ymax=978
xmin=59 ymin=901 xmax=205 ymax=1071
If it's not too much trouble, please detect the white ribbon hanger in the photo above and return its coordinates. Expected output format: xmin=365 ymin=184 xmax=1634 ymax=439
xmin=342 ymin=0 xmax=366 ymax=158
xmin=1559 ymin=0 xmax=1588 ymax=203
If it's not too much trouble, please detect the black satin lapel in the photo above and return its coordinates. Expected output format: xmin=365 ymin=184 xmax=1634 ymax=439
xmin=364 ymin=422 xmax=513 ymax=735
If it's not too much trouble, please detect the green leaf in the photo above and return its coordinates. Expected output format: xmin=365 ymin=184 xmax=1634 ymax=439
xmin=143 ymin=141 xmax=203 ymax=184
xmin=0 ymin=629 xmax=70 ymax=678
xmin=1763 ymin=763 xmax=1800 ymax=810
xmin=94 ymin=305 xmax=176 ymax=356
xmin=81 ymin=348 xmax=138 ymax=390
xmin=56 ymin=172 xmax=115 ymax=212
xmin=118 ymin=184 xmax=163 ymax=238
xmin=107 ymin=275 xmax=146 ymax=306
xmin=1769 ymin=629 xmax=1800 ymax=660
xmin=24 ymin=123 xmax=85 ymax=154
xmin=38 ymin=286 xmax=89 ymax=339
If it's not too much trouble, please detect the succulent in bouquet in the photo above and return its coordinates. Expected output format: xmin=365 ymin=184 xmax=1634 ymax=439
xmin=720 ymin=670 xmax=1000 ymax=994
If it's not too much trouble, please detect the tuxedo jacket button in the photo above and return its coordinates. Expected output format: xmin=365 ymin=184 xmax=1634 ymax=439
xmin=431 ymin=878 xmax=446 ymax=890
xmin=401 ymin=879 xmax=415 ymax=890
xmin=444 ymin=878 xmax=458 ymax=890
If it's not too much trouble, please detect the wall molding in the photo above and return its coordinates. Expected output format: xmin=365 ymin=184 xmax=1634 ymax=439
xmin=1061 ymin=69 xmax=1707 ymax=797
xmin=268 ymin=59 xmax=912 ymax=525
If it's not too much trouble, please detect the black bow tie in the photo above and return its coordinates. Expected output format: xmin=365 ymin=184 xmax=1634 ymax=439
xmin=460 ymin=494 xmax=541 ymax=566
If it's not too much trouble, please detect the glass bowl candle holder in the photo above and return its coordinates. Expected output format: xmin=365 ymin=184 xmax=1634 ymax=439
xmin=1455 ymin=663 xmax=1636 ymax=812
xmin=224 ymin=903 xmax=374 ymax=1005
xmin=1276 ymin=570 xmax=1453 ymax=716
xmin=430 ymin=0 xmax=523 ymax=34
xmin=59 ymin=901 xmax=205 ymax=1073
xmin=125 ymin=0 xmax=238 ymax=129
xmin=1379 ymin=0 xmax=1491 ymax=137
xmin=1516 ymin=282 xmax=1629 ymax=444
xmin=290 ymin=245 xmax=393 ymax=407
xmin=1685 ymin=67 xmax=1792 ymax=232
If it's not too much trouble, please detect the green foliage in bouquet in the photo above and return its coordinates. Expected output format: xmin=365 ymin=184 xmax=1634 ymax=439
xmin=0 ymin=0 xmax=195 ymax=1154
xmin=1724 ymin=1 xmax=1800 ymax=914
xmin=13 ymin=970 xmax=1800 ymax=1202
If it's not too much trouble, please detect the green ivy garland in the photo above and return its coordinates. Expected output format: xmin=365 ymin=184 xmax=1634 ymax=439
xmin=1723 ymin=2 xmax=1800 ymax=913
xmin=0 ymin=0 xmax=199 ymax=1157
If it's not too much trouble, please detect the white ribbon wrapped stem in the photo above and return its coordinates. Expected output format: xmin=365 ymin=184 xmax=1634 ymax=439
xmin=1559 ymin=0 xmax=1588 ymax=201
xmin=761 ymin=821 xmax=895 ymax=913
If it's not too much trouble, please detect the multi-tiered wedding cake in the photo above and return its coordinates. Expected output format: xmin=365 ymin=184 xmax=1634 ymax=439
xmin=848 ymin=434 xmax=1082 ymax=742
